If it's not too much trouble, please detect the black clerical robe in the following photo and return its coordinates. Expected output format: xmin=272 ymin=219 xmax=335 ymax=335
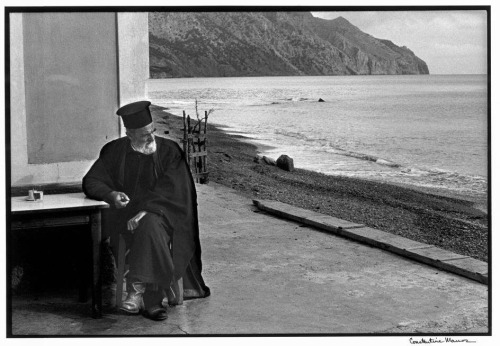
xmin=82 ymin=136 xmax=209 ymax=300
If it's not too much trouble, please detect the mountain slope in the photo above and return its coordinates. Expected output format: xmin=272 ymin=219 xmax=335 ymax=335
xmin=149 ymin=12 xmax=429 ymax=78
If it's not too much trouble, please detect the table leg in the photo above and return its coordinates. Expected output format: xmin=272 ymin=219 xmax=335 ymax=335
xmin=90 ymin=210 xmax=102 ymax=318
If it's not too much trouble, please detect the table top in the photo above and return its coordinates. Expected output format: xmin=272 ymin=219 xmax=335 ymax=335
xmin=11 ymin=192 xmax=109 ymax=214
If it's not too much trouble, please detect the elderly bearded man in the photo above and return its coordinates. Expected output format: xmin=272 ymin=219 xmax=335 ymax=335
xmin=83 ymin=101 xmax=210 ymax=321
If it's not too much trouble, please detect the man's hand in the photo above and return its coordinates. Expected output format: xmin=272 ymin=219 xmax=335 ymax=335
xmin=107 ymin=191 xmax=130 ymax=209
xmin=127 ymin=211 xmax=147 ymax=232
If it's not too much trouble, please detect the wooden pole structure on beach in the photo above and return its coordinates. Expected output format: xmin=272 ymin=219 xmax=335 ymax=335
xmin=182 ymin=110 xmax=209 ymax=184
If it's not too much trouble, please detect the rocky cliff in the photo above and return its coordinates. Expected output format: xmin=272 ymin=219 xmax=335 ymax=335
xmin=149 ymin=12 xmax=429 ymax=78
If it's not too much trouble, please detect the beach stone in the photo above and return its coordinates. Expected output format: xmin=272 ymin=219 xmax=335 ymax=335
xmin=254 ymin=155 xmax=276 ymax=166
xmin=276 ymin=155 xmax=294 ymax=172
xmin=262 ymin=156 xmax=276 ymax=166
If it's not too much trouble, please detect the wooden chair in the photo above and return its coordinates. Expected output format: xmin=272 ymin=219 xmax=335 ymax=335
xmin=182 ymin=111 xmax=209 ymax=184
xmin=114 ymin=232 xmax=129 ymax=308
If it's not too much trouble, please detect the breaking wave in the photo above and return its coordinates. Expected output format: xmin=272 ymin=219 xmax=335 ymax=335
xmin=271 ymin=128 xmax=487 ymax=195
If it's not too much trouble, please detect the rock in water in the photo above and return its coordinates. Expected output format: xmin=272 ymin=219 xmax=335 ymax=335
xmin=318 ymin=98 xmax=325 ymax=102
xmin=277 ymin=155 xmax=294 ymax=171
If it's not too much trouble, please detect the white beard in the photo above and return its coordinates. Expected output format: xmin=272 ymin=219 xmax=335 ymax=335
xmin=132 ymin=139 xmax=157 ymax=155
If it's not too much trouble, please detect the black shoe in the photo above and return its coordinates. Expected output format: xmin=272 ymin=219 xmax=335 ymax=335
xmin=142 ymin=306 xmax=168 ymax=321
xmin=142 ymin=284 xmax=167 ymax=321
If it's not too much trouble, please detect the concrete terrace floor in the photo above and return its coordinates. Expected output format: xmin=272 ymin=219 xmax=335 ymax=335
xmin=10 ymin=182 xmax=488 ymax=336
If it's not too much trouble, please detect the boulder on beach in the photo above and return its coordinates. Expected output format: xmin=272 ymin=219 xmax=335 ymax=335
xmin=276 ymin=154 xmax=294 ymax=171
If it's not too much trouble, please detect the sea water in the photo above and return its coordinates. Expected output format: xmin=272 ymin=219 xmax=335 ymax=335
xmin=147 ymin=75 xmax=488 ymax=200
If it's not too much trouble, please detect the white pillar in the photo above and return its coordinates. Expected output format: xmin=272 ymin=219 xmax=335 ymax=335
xmin=117 ymin=12 xmax=150 ymax=137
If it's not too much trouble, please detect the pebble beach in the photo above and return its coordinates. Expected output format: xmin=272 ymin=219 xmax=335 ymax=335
xmin=152 ymin=105 xmax=489 ymax=262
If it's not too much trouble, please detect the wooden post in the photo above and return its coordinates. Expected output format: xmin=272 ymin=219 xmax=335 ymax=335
xmin=182 ymin=111 xmax=188 ymax=164
xmin=195 ymin=119 xmax=201 ymax=181
xmin=203 ymin=111 xmax=208 ymax=183
xmin=187 ymin=115 xmax=192 ymax=171
xmin=191 ymin=116 xmax=199 ymax=180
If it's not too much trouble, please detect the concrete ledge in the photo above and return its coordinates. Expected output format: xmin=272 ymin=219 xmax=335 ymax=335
xmin=253 ymin=199 xmax=488 ymax=285
xmin=253 ymin=199 xmax=364 ymax=230
xmin=435 ymin=257 xmax=489 ymax=284
xmin=402 ymin=247 xmax=488 ymax=285
xmin=304 ymin=214 xmax=365 ymax=231
xmin=342 ymin=226 xmax=434 ymax=254
xmin=255 ymin=200 xmax=319 ymax=224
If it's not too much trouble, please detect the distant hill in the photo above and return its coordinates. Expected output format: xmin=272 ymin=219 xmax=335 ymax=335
xmin=149 ymin=12 xmax=429 ymax=78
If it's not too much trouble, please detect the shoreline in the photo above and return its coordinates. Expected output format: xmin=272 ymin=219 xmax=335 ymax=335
xmin=238 ymin=134 xmax=488 ymax=213
xmin=152 ymin=105 xmax=489 ymax=262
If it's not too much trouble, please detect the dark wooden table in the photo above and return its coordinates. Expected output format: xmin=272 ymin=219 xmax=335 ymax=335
xmin=11 ymin=192 xmax=109 ymax=318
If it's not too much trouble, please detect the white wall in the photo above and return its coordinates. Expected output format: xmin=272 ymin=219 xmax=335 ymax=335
xmin=9 ymin=12 xmax=150 ymax=186
xmin=23 ymin=13 xmax=119 ymax=164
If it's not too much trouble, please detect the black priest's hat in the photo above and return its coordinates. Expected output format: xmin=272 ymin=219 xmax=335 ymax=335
xmin=116 ymin=101 xmax=152 ymax=129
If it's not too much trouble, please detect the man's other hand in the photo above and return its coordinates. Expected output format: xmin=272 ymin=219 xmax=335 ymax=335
xmin=127 ymin=211 xmax=147 ymax=232
xmin=107 ymin=191 xmax=130 ymax=208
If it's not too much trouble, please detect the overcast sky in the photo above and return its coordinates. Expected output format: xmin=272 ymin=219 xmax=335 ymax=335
xmin=312 ymin=10 xmax=488 ymax=75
